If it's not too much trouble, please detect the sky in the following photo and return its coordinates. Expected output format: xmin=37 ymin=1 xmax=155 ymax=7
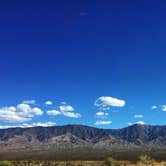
xmin=0 ymin=0 xmax=165 ymax=129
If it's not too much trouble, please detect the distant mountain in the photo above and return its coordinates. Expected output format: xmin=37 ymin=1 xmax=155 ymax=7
xmin=0 ymin=124 xmax=166 ymax=160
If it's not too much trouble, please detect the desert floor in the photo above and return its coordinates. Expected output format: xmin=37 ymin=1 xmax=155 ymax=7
xmin=6 ymin=160 xmax=166 ymax=166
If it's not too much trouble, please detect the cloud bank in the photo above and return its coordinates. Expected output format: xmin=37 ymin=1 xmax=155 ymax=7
xmin=0 ymin=122 xmax=56 ymax=129
xmin=0 ymin=103 xmax=43 ymax=123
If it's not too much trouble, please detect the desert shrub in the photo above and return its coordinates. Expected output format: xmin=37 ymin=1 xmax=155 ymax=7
xmin=0 ymin=161 xmax=13 ymax=166
xmin=66 ymin=162 xmax=73 ymax=166
xmin=138 ymin=155 xmax=155 ymax=165
xmin=105 ymin=157 xmax=118 ymax=166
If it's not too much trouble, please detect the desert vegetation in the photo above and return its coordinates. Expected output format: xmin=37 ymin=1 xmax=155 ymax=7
xmin=0 ymin=160 xmax=104 ymax=166
xmin=104 ymin=155 xmax=166 ymax=166
xmin=0 ymin=161 xmax=13 ymax=166
xmin=0 ymin=155 xmax=166 ymax=166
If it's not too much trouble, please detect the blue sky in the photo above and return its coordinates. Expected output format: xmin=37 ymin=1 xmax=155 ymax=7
xmin=0 ymin=0 xmax=165 ymax=129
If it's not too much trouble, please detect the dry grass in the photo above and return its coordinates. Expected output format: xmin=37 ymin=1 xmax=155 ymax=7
xmin=11 ymin=160 xmax=104 ymax=166
xmin=2 ymin=160 xmax=165 ymax=166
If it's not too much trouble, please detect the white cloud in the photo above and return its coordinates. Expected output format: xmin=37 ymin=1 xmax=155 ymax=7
xmin=17 ymin=104 xmax=43 ymax=116
xmin=135 ymin=121 xmax=145 ymax=125
xmin=45 ymin=101 xmax=53 ymax=105
xmin=21 ymin=122 xmax=56 ymax=127
xmin=152 ymin=105 xmax=157 ymax=110
xmin=128 ymin=122 xmax=133 ymax=126
xmin=0 ymin=106 xmax=30 ymax=123
xmin=47 ymin=104 xmax=81 ymax=118
xmin=0 ymin=104 xmax=43 ymax=123
xmin=128 ymin=121 xmax=145 ymax=126
xmin=134 ymin=114 xmax=143 ymax=118
xmin=151 ymin=105 xmax=166 ymax=112
xmin=59 ymin=105 xmax=74 ymax=112
xmin=22 ymin=100 xmax=36 ymax=105
xmin=31 ymin=107 xmax=43 ymax=115
xmin=62 ymin=111 xmax=81 ymax=118
xmin=0 ymin=122 xmax=56 ymax=129
xmin=0 ymin=125 xmax=18 ymax=129
xmin=94 ymin=96 xmax=126 ymax=110
xmin=59 ymin=105 xmax=81 ymax=118
xmin=96 ymin=111 xmax=109 ymax=118
xmin=95 ymin=120 xmax=112 ymax=125
xmin=160 ymin=105 xmax=166 ymax=112
xmin=47 ymin=110 xmax=61 ymax=116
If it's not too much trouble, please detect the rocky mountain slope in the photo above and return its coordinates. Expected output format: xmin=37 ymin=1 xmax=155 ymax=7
xmin=0 ymin=124 xmax=166 ymax=160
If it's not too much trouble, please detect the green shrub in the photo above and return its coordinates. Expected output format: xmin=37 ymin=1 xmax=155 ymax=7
xmin=105 ymin=157 xmax=117 ymax=166
xmin=138 ymin=155 xmax=155 ymax=165
xmin=0 ymin=161 xmax=13 ymax=166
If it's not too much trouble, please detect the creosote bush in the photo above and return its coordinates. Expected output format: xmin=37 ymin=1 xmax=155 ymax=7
xmin=138 ymin=155 xmax=155 ymax=165
xmin=105 ymin=157 xmax=117 ymax=166
xmin=0 ymin=161 xmax=13 ymax=166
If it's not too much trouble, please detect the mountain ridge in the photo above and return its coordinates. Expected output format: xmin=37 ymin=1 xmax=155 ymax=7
xmin=0 ymin=124 xmax=166 ymax=160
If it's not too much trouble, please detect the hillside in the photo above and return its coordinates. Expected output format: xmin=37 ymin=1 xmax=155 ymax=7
xmin=0 ymin=124 xmax=166 ymax=160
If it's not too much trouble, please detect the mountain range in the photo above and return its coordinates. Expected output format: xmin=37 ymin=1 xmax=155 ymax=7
xmin=0 ymin=124 xmax=166 ymax=160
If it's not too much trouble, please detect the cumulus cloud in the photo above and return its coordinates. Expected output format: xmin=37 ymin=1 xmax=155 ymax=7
xmin=0 ymin=122 xmax=56 ymax=129
xmin=47 ymin=104 xmax=82 ymax=118
xmin=95 ymin=120 xmax=112 ymax=125
xmin=17 ymin=104 xmax=43 ymax=116
xmin=94 ymin=96 xmax=126 ymax=110
xmin=59 ymin=105 xmax=81 ymax=118
xmin=0 ymin=103 xmax=43 ymax=123
xmin=47 ymin=110 xmax=61 ymax=116
xmin=59 ymin=105 xmax=74 ymax=112
xmin=45 ymin=101 xmax=53 ymax=105
xmin=31 ymin=107 xmax=43 ymax=115
xmin=62 ymin=111 xmax=81 ymax=118
xmin=22 ymin=100 xmax=36 ymax=105
xmin=96 ymin=111 xmax=109 ymax=118
xmin=134 ymin=114 xmax=143 ymax=118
